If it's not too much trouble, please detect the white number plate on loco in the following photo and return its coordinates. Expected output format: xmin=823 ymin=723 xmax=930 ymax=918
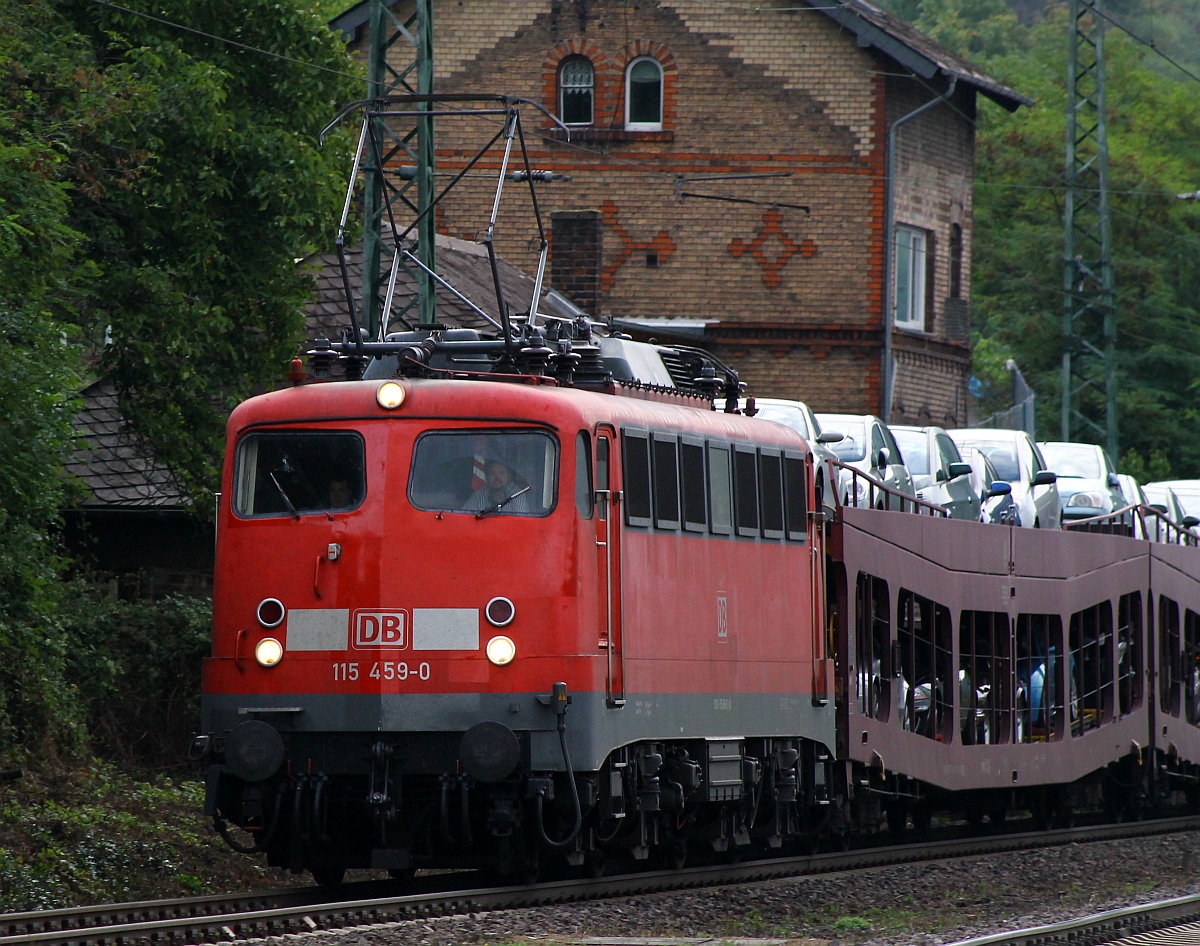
xmin=331 ymin=661 xmax=431 ymax=682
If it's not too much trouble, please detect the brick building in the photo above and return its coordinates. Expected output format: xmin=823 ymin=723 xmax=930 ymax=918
xmin=336 ymin=0 xmax=1028 ymax=425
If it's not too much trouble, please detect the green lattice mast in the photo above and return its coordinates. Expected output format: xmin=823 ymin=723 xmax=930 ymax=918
xmin=1061 ymin=0 xmax=1117 ymax=458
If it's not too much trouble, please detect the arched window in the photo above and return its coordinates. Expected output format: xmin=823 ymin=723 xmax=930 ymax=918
xmin=558 ymin=57 xmax=594 ymax=126
xmin=625 ymin=57 xmax=663 ymax=130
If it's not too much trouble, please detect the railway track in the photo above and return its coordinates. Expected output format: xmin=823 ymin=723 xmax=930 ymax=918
xmin=945 ymin=891 xmax=1200 ymax=945
xmin=3 ymin=815 xmax=1198 ymax=946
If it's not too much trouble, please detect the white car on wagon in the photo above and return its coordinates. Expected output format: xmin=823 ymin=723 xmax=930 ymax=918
xmin=947 ymin=428 xmax=1062 ymax=529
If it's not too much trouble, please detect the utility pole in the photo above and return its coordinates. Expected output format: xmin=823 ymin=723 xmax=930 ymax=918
xmin=360 ymin=0 xmax=436 ymax=338
xmin=1061 ymin=0 xmax=1118 ymax=459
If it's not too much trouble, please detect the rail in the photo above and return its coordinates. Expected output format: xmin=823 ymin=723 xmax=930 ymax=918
xmin=830 ymin=459 xmax=950 ymax=517
xmin=1063 ymin=502 xmax=1200 ymax=546
xmin=5 ymin=816 xmax=1199 ymax=946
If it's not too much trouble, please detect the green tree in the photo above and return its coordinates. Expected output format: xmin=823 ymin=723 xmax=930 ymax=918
xmin=0 ymin=97 xmax=87 ymax=756
xmin=0 ymin=0 xmax=360 ymax=758
xmin=25 ymin=0 xmax=360 ymax=500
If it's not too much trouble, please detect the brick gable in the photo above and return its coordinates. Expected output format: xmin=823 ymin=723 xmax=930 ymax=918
xmin=355 ymin=0 xmax=1016 ymax=420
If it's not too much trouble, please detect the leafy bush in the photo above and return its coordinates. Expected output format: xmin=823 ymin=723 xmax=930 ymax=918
xmin=58 ymin=590 xmax=212 ymax=770
xmin=0 ymin=764 xmax=272 ymax=912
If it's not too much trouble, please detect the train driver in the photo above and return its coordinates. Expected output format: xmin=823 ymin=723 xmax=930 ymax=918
xmin=465 ymin=459 xmax=533 ymax=514
xmin=327 ymin=466 xmax=357 ymax=509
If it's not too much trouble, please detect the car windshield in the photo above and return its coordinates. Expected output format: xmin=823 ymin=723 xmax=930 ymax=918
xmin=1171 ymin=489 xmax=1200 ymax=518
xmin=754 ymin=404 xmax=813 ymax=440
xmin=960 ymin=440 xmax=1020 ymax=482
xmin=823 ymin=419 xmax=866 ymax=462
xmin=1143 ymin=485 xmax=1172 ymax=511
xmin=891 ymin=430 xmax=929 ymax=475
xmin=1042 ymin=444 xmax=1102 ymax=479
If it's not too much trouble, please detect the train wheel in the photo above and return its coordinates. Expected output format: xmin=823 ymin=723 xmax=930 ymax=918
xmin=310 ymin=866 xmax=345 ymax=887
xmin=585 ymin=851 xmax=610 ymax=878
xmin=517 ymin=850 xmax=541 ymax=885
xmin=823 ymin=828 xmax=851 ymax=852
xmin=665 ymin=839 xmax=688 ymax=870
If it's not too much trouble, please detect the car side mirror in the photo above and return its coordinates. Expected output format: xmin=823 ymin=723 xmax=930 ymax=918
xmin=947 ymin=461 xmax=973 ymax=479
xmin=1107 ymin=472 xmax=1121 ymax=489
xmin=876 ymin=447 xmax=890 ymax=468
xmin=987 ymin=481 xmax=1013 ymax=498
xmin=1150 ymin=503 xmax=1168 ymax=514
xmin=1033 ymin=470 xmax=1057 ymax=486
xmin=1185 ymin=516 xmax=1200 ymax=529
xmin=817 ymin=430 xmax=845 ymax=444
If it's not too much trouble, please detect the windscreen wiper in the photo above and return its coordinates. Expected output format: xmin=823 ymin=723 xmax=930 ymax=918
xmin=269 ymin=470 xmax=301 ymax=519
xmin=475 ymin=485 xmax=532 ymax=519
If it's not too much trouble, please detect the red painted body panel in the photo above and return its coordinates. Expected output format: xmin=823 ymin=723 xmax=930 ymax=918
xmin=205 ymin=377 xmax=822 ymax=706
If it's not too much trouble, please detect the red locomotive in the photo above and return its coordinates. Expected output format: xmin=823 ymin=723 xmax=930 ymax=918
xmin=197 ymin=327 xmax=838 ymax=883
xmin=194 ymin=95 xmax=1200 ymax=884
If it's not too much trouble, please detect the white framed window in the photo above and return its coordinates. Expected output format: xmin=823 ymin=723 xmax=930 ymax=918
xmin=625 ymin=57 xmax=663 ymax=130
xmin=558 ymin=57 xmax=594 ymax=126
xmin=894 ymin=225 xmax=928 ymax=328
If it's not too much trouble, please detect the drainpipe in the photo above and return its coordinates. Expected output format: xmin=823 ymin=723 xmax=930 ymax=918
xmin=882 ymin=74 xmax=958 ymax=421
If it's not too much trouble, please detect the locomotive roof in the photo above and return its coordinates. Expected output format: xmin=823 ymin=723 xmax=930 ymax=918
xmin=229 ymin=376 xmax=814 ymax=453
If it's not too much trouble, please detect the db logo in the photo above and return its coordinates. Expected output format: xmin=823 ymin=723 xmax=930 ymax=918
xmin=354 ymin=611 xmax=407 ymax=648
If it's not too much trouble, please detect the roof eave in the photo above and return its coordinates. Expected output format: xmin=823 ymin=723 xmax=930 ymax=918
xmin=818 ymin=4 xmax=1032 ymax=112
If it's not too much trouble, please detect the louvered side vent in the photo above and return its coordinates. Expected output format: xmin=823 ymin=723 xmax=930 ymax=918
xmin=656 ymin=348 xmax=702 ymax=393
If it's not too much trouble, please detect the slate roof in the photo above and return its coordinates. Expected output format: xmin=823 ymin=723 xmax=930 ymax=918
xmin=67 ymin=382 xmax=188 ymax=509
xmin=305 ymin=232 xmax=543 ymax=343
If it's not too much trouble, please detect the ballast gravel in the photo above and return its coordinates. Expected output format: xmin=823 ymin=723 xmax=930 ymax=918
xmin=242 ymin=832 xmax=1200 ymax=946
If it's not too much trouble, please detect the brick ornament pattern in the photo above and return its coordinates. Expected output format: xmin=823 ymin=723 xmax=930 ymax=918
xmin=600 ymin=200 xmax=677 ymax=292
xmin=728 ymin=208 xmax=817 ymax=288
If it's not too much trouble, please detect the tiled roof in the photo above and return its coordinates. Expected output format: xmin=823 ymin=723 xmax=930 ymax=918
xmin=330 ymin=0 xmax=1030 ymax=111
xmin=66 ymin=382 xmax=188 ymax=509
xmin=305 ymin=232 xmax=542 ymax=344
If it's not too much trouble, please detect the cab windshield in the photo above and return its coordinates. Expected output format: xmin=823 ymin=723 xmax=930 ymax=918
xmin=233 ymin=431 xmax=365 ymax=517
xmin=409 ymin=430 xmax=557 ymax=517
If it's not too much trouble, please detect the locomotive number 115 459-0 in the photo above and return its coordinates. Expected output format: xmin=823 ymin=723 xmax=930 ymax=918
xmin=332 ymin=661 xmax=432 ymax=682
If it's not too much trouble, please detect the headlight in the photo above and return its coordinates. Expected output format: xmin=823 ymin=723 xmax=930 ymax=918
xmin=257 ymin=597 xmax=285 ymax=628
xmin=485 ymin=635 xmax=516 ymax=666
xmin=1066 ymin=491 xmax=1104 ymax=509
xmin=255 ymin=637 xmax=284 ymax=667
xmin=485 ymin=596 xmax=515 ymax=627
xmin=376 ymin=381 xmax=405 ymax=409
